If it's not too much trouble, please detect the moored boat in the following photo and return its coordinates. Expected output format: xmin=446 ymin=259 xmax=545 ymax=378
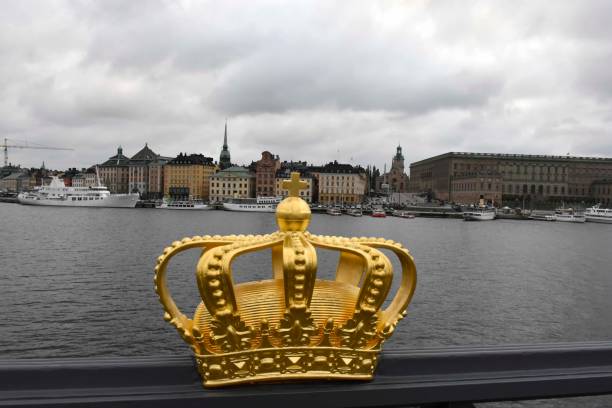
xmin=463 ymin=207 xmax=496 ymax=221
xmin=17 ymin=176 xmax=139 ymax=208
xmin=585 ymin=204 xmax=612 ymax=224
xmin=371 ymin=208 xmax=386 ymax=218
xmin=347 ymin=208 xmax=362 ymax=217
xmin=392 ymin=210 xmax=415 ymax=219
xmin=222 ymin=196 xmax=281 ymax=212
xmin=326 ymin=207 xmax=342 ymax=216
xmin=157 ymin=200 xmax=211 ymax=210
xmin=529 ymin=211 xmax=556 ymax=221
xmin=554 ymin=207 xmax=585 ymax=223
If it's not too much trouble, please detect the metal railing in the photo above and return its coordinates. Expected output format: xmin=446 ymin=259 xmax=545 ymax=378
xmin=2 ymin=342 xmax=612 ymax=407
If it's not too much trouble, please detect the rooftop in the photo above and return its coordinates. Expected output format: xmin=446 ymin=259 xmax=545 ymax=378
xmin=212 ymin=166 xmax=253 ymax=177
xmin=100 ymin=147 xmax=131 ymax=167
xmin=411 ymin=152 xmax=612 ymax=166
xmin=167 ymin=153 xmax=214 ymax=166
xmin=130 ymin=143 xmax=158 ymax=163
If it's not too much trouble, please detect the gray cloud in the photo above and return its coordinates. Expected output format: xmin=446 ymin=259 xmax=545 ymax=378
xmin=2 ymin=0 xmax=612 ymax=171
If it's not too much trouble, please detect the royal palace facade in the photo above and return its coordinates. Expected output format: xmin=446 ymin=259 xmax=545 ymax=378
xmin=410 ymin=152 xmax=612 ymax=206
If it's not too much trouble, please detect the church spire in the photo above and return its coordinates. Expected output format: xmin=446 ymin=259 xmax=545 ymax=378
xmin=223 ymin=119 xmax=228 ymax=149
xmin=219 ymin=119 xmax=231 ymax=170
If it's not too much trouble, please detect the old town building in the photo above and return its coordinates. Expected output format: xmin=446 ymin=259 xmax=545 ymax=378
xmin=255 ymin=151 xmax=280 ymax=197
xmin=0 ymin=171 xmax=32 ymax=192
xmin=316 ymin=161 xmax=367 ymax=205
xmin=148 ymin=157 xmax=169 ymax=200
xmin=128 ymin=143 xmax=170 ymax=199
xmin=98 ymin=146 xmax=130 ymax=194
xmin=66 ymin=168 xmax=97 ymax=188
xmin=410 ymin=152 xmax=612 ymax=205
xmin=376 ymin=145 xmax=410 ymax=194
xmin=71 ymin=173 xmax=85 ymax=188
xmin=209 ymin=166 xmax=255 ymax=202
xmin=61 ymin=168 xmax=80 ymax=187
xmin=163 ymin=153 xmax=216 ymax=200
xmin=275 ymin=167 xmax=315 ymax=203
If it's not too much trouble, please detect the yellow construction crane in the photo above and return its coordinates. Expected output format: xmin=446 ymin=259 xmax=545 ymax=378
xmin=2 ymin=138 xmax=74 ymax=167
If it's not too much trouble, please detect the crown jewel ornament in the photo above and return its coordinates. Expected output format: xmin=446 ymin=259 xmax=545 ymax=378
xmin=154 ymin=172 xmax=417 ymax=387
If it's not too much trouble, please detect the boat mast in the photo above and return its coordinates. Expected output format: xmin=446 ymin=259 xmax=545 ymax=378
xmin=95 ymin=165 xmax=102 ymax=187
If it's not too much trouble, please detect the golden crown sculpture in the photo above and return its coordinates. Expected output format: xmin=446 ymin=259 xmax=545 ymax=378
xmin=154 ymin=172 xmax=417 ymax=387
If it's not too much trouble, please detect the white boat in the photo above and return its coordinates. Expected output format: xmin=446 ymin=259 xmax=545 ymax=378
xmin=529 ymin=211 xmax=556 ymax=221
xmin=554 ymin=208 xmax=585 ymax=223
xmin=347 ymin=208 xmax=362 ymax=217
xmin=463 ymin=207 xmax=496 ymax=221
xmin=392 ymin=210 xmax=415 ymax=219
xmin=585 ymin=204 xmax=612 ymax=224
xmin=222 ymin=196 xmax=281 ymax=212
xmin=17 ymin=176 xmax=139 ymax=208
xmin=157 ymin=200 xmax=211 ymax=210
xmin=326 ymin=207 xmax=342 ymax=216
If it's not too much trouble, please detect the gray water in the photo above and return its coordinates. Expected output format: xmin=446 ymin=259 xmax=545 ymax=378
xmin=2 ymin=203 xmax=612 ymax=406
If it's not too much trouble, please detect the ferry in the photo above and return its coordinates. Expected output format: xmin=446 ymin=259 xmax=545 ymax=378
xmin=17 ymin=176 xmax=139 ymax=208
xmin=326 ymin=207 xmax=342 ymax=216
xmin=463 ymin=207 xmax=496 ymax=221
xmin=585 ymin=204 xmax=612 ymax=224
xmin=157 ymin=200 xmax=211 ymax=210
xmin=554 ymin=207 xmax=585 ymax=223
xmin=222 ymin=196 xmax=281 ymax=212
xmin=371 ymin=208 xmax=386 ymax=218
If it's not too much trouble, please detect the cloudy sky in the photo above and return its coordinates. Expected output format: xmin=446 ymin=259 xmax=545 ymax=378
xmin=2 ymin=0 xmax=612 ymax=171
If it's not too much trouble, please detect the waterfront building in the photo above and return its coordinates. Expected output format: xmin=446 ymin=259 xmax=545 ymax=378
xmin=219 ymin=122 xmax=232 ymax=170
xmin=410 ymin=152 xmax=612 ymax=205
xmin=128 ymin=143 xmax=171 ymax=200
xmin=70 ymin=168 xmax=97 ymax=188
xmin=316 ymin=161 xmax=367 ymax=205
xmin=592 ymin=180 xmax=612 ymax=207
xmin=61 ymin=168 xmax=80 ymax=187
xmin=255 ymin=151 xmax=280 ymax=197
xmin=209 ymin=166 xmax=255 ymax=202
xmin=376 ymin=145 xmax=410 ymax=194
xmin=98 ymin=146 xmax=130 ymax=194
xmin=0 ymin=171 xmax=32 ymax=192
xmin=451 ymin=172 xmax=503 ymax=206
xmin=0 ymin=164 xmax=21 ymax=180
xmin=275 ymin=167 xmax=314 ymax=203
xmin=71 ymin=173 xmax=85 ymax=188
xmin=84 ymin=168 xmax=98 ymax=187
xmin=163 ymin=153 xmax=216 ymax=201
xmin=147 ymin=157 xmax=169 ymax=200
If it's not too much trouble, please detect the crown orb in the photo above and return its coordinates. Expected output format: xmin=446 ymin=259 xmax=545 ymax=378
xmin=276 ymin=197 xmax=311 ymax=232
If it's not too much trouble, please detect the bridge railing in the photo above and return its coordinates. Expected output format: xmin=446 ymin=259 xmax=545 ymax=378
xmin=2 ymin=341 xmax=612 ymax=407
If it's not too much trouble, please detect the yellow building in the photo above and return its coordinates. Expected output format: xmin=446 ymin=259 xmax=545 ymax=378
xmin=163 ymin=153 xmax=217 ymax=200
xmin=209 ymin=166 xmax=255 ymax=202
xmin=316 ymin=161 xmax=367 ymax=205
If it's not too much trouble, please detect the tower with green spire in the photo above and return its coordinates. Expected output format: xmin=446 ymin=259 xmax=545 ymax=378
xmin=219 ymin=120 xmax=231 ymax=170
